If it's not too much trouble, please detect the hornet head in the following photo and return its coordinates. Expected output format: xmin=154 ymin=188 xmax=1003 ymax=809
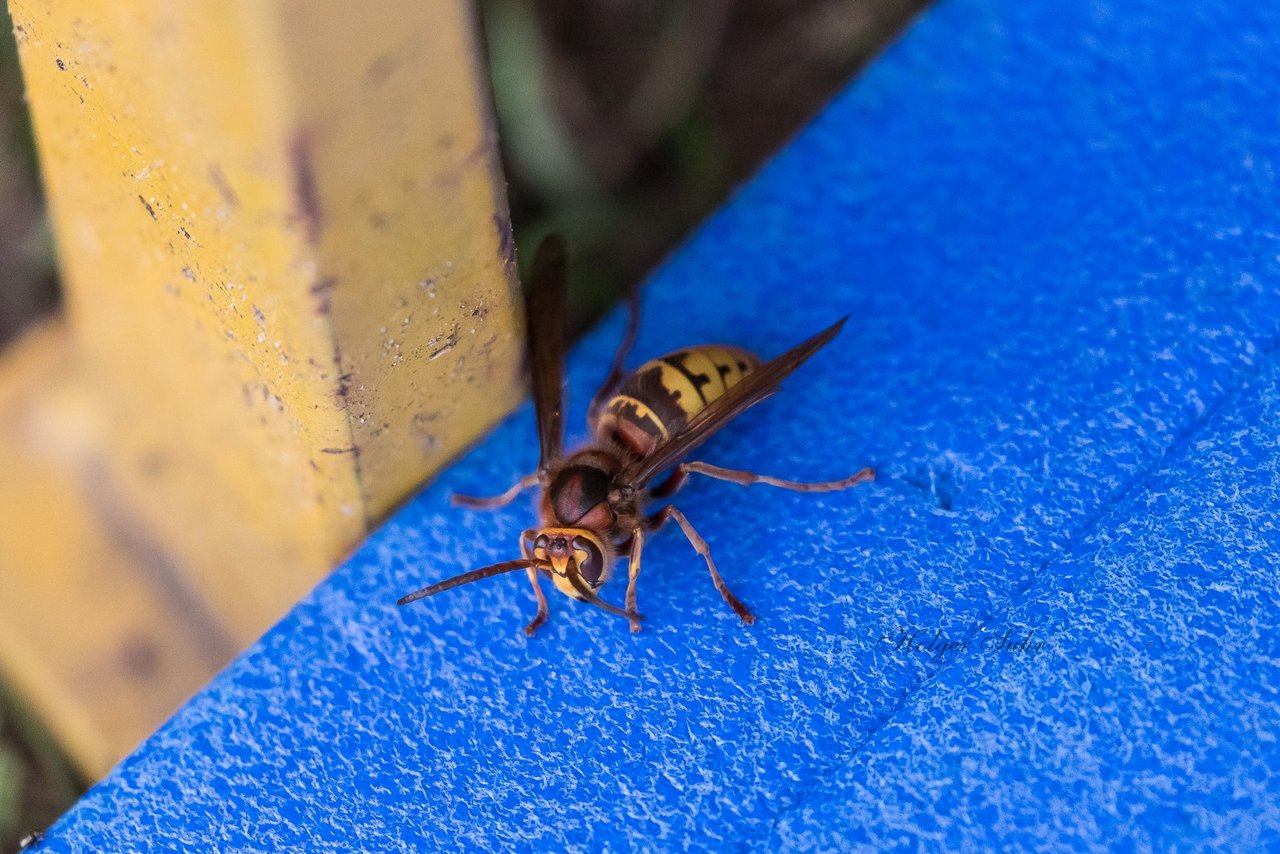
xmin=532 ymin=527 xmax=613 ymax=600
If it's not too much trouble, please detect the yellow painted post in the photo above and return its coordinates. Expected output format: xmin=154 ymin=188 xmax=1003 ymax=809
xmin=0 ymin=0 xmax=524 ymax=775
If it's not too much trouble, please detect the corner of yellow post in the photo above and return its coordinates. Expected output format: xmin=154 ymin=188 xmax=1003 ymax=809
xmin=0 ymin=0 xmax=526 ymax=775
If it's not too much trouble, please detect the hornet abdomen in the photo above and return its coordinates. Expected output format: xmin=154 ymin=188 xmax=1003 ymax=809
xmin=595 ymin=344 xmax=760 ymax=458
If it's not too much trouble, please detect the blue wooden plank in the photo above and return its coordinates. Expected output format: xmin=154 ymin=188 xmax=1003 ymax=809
xmin=41 ymin=0 xmax=1280 ymax=849
xmin=768 ymin=360 xmax=1280 ymax=850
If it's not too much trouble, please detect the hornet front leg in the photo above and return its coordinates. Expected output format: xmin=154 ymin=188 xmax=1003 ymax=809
xmin=519 ymin=528 xmax=550 ymax=636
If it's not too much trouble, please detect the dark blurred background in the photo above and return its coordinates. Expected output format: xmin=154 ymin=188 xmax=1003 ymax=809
xmin=492 ymin=0 xmax=924 ymax=334
xmin=0 ymin=0 xmax=922 ymax=841
xmin=0 ymin=2 xmax=56 ymax=348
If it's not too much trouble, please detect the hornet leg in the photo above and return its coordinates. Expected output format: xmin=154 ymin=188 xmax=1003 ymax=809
xmin=647 ymin=468 xmax=687 ymax=499
xmin=587 ymin=285 xmax=643 ymax=423
xmin=654 ymin=461 xmax=874 ymax=497
xmin=649 ymin=506 xmax=755 ymax=625
xmin=453 ymin=473 xmax=539 ymax=509
xmin=624 ymin=527 xmax=645 ymax=633
xmin=519 ymin=528 xmax=549 ymax=636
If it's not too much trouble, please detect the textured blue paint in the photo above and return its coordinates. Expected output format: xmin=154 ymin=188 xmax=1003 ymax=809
xmin=769 ymin=363 xmax=1280 ymax=850
xmin=41 ymin=0 xmax=1280 ymax=849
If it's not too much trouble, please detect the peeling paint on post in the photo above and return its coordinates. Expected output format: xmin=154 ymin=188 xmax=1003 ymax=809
xmin=0 ymin=0 xmax=524 ymax=775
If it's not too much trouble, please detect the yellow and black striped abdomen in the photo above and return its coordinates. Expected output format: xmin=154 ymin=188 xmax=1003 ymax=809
xmin=594 ymin=344 xmax=760 ymax=458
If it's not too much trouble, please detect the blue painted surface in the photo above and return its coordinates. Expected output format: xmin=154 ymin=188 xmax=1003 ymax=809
xmin=43 ymin=0 xmax=1280 ymax=849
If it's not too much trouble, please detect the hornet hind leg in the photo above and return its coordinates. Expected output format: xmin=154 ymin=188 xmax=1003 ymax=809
xmin=587 ymin=285 xmax=643 ymax=424
xmin=649 ymin=461 xmax=874 ymax=498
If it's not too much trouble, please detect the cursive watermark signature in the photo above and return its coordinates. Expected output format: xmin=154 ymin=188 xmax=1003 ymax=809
xmin=878 ymin=626 xmax=1051 ymax=662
